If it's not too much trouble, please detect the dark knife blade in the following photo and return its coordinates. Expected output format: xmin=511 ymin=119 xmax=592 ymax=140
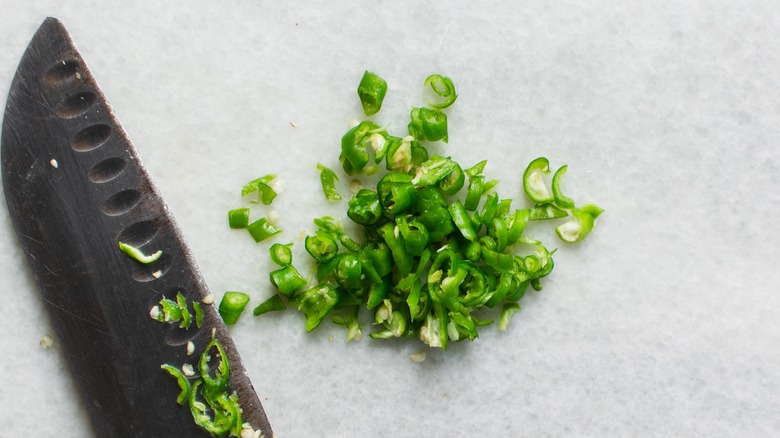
xmin=1 ymin=17 xmax=272 ymax=437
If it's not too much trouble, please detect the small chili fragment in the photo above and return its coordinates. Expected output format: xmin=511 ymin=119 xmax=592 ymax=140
xmin=499 ymin=302 xmax=521 ymax=331
xmin=424 ymin=74 xmax=457 ymax=109
xmin=227 ymin=208 xmax=250 ymax=229
xmin=242 ymin=174 xmax=278 ymax=205
xmin=317 ymin=163 xmax=342 ymax=201
xmin=357 ymin=71 xmax=388 ymax=116
xmin=253 ymin=294 xmax=287 ymax=316
xmin=247 ymin=218 xmax=281 ymax=243
xmin=218 ymin=291 xmax=250 ymax=325
xmin=118 ymin=241 xmax=162 ymax=264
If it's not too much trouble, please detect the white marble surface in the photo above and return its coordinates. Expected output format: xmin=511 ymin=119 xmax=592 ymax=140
xmin=2 ymin=1 xmax=780 ymax=437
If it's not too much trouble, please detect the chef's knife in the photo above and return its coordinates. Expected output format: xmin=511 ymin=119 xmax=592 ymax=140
xmin=1 ymin=18 xmax=272 ymax=437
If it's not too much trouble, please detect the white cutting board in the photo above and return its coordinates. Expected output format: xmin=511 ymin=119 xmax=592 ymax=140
xmin=1 ymin=1 xmax=779 ymax=437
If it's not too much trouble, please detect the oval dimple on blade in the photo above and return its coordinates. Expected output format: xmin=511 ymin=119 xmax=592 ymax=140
xmin=2 ymin=17 xmax=272 ymax=438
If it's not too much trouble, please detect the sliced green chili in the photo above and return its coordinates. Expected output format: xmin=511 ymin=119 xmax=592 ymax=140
xmin=505 ymin=209 xmax=530 ymax=245
xmin=581 ymin=203 xmax=605 ymax=219
xmin=269 ymin=243 xmax=293 ymax=266
xmin=551 ymin=165 xmax=575 ymax=209
xmin=366 ymin=276 xmax=391 ymax=310
xmin=409 ymin=107 xmax=448 ymax=143
xmin=555 ymin=204 xmax=603 ymax=243
xmin=242 ymin=72 xmax=604 ymax=350
xmin=335 ymin=253 xmax=363 ymax=290
xmin=160 ymin=364 xmax=191 ymax=405
xmin=118 ymin=241 xmax=162 ymax=264
xmin=295 ymin=282 xmax=340 ymax=332
xmin=415 ymin=187 xmax=455 ymax=242
xmin=317 ymin=163 xmax=342 ymax=201
xmin=411 ymin=142 xmax=429 ymax=167
xmin=242 ymin=174 xmax=278 ymax=205
xmin=227 ymin=208 xmax=250 ymax=229
xmin=465 ymin=160 xmax=487 ymax=177
xmin=523 ymin=157 xmax=554 ymax=204
xmin=199 ymin=339 xmax=230 ymax=393
xmin=357 ymin=71 xmax=388 ymax=116
xmin=395 ymin=215 xmax=430 ymax=257
xmin=424 ymin=74 xmax=457 ymax=109
xmin=305 ymin=231 xmax=339 ymax=263
xmin=385 ymin=135 xmax=413 ymax=171
xmin=377 ymin=221 xmax=413 ymax=277
xmin=253 ymin=294 xmax=287 ymax=316
xmin=176 ymin=292 xmax=192 ymax=329
xmin=480 ymin=192 xmax=499 ymax=225
xmin=347 ymin=189 xmax=382 ymax=225
xmin=269 ymin=265 xmax=307 ymax=297
xmin=190 ymin=380 xmax=236 ymax=436
xmin=360 ymin=242 xmax=393 ymax=283
xmin=154 ymin=293 xmax=199 ymax=330
xmin=464 ymin=175 xmax=485 ymax=211
xmin=371 ymin=308 xmax=407 ymax=339
xmin=377 ymin=172 xmax=416 ymax=216
xmin=332 ymin=307 xmax=363 ymax=341
xmin=420 ymin=302 xmax=449 ymax=349
xmin=193 ymin=301 xmax=204 ymax=328
xmin=499 ymin=302 xmax=521 ymax=331
xmin=247 ymin=218 xmax=281 ymax=243
xmin=448 ymin=200 xmax=478 ymax=241
xmin=437 ymin=161 xmax=465 ymax=196
xmin=218 ymin=291 xmax=250 ymax=326
xmin=529 ymin=203 xmax=569 ymax=221
xmin=341 ymin=121 xmax=382 ymax=174
xmin=242 ymin=173 xmax=276 ymax=194
xmin=313 ymin=216 xmax=362 ymax=252
xmin=412 ymin=155 xmax=457 ymax=187
xmin=448 ymin=312 xmax=478 ymax=342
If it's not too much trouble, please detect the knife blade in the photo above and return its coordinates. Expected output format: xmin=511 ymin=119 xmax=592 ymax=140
xmin=1 ymin=17 xmax=272 ymax=437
